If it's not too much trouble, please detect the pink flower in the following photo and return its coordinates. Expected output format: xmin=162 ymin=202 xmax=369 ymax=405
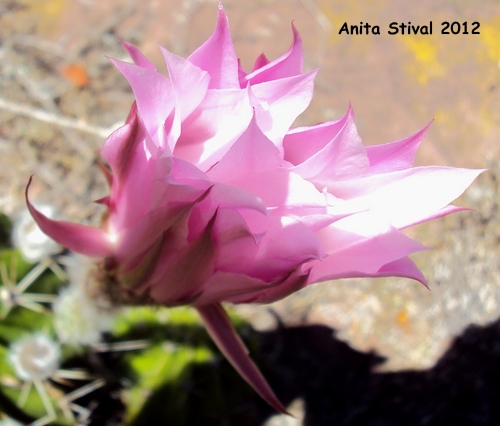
xmin=284 ymin=110 xmax=482 ymax=285
xmin=26 ymin=2 xmax=482 ymax=413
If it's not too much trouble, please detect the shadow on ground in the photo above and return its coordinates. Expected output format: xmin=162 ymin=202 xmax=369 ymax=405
xmin=123 ymin=314 xmax=500 ymax=426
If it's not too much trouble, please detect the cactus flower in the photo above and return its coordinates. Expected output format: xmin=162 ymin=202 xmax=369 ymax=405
xmin=26 ymin=2 xmax=482 ymax=413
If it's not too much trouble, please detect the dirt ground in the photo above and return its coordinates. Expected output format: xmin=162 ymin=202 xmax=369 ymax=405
xmin=0 ymin=0 xmax=499 ymax=386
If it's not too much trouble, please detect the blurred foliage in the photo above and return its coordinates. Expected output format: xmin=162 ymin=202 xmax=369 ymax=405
xmin=0 ymin=214 xmax=261 ymax=425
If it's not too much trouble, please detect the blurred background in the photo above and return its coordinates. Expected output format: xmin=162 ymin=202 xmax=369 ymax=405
xmin=0 ymin=0 xmax=499 ymax=424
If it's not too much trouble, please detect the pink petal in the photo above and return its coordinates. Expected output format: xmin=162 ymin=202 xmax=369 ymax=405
xmin=290 ymin=106 xmax=371 ymax=183
xmin=195 ymin=272 xmax=268 ymax=305
xmin=237 ymin=53 xmax=270 ymax=86
xmin=195 ymin=269 xmax=308 ymax=305
xmin=174 ymin=88 xmax=253 ymax=169
xmin=110 ymin=58 xmax=174 ymax=146
xmin=243 ymin=23 xmax=303 ymax=85
xmin=100 ymin=109 xmax=144 ymax=180
xmin=26 ymin=178 xmax=112 ymax=257
xmin=207 ymin=114 xmax=285 ymax=182
xmin=283 ymin=112 xmax=348 ymax=165
xmin=119 ymin=230 xmax=165 ymax=289
xmin=375 ymin=257 xmax=428 ymax=287
xmin=242 ymin=270 xmax=309 ymax=304
xmin=309 ymin=212 xmax=429 ymax=282
xmin=405 ymin=204 xmax=471 ymax=228
xmin=251 ymin=216 xmax=323 ymax=279
xmin=160 ymin=46 xmax=210 ymax=121
xmin=238 ymin=58 xmax=247 ymax=83
xmin=165 ymin=156 xmax=211 ymax=188
xmin=225 ymin=169 xmax=326 ymax=210
xmin=106 ymin=135 xmax=172 ymax=231
xmin=307 ymin=256 xmax=427 ymax=287
xmin=203 ymin=182 xmax=268 ymax=216
xmin=366 ymin=121 xmax=431 ymax=173
xmin=162 ymin=100 xmax=181 ymax=154
xmin=187 ymin=3 xmax=239 ymax=89
xmin=120 ymin=41 xmax=156 ymax=71
xmin=210 ymin=208 xmax=260 ymax=271
xmin=115 ymin=185 xmax=212 ymax=263
xmin=250 ymin=70 xmax=317 ymax=145
xmin=148 ymin=210 xmax=218 ymax=304
xmin=196 ymin=303 xmax=288 ymax=414
xmin=251 ymin=53 xmax=269 ymax=72
xmin=330 ymin=167 xmax=485 ymax=229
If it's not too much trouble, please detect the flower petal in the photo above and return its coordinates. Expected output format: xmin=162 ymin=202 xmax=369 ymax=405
xmin=26 ymin=178 xmax=112 ymax=257
xmin=243 ymin=23 xmax=303 ymax=84
xmin=196 ymin=303 xmax=288 ymax=414
xmin=160 ymin=46 xmax=210 ymax=121
xmin=148 ymin=210 xmax=218 ymax=304
xmin=375 ymin=257 xmax=427 ymax=286
xmin=307 ymin=256 xmax=427 ymax=287
xmin=250 ymin=70 xmax=317 ymax=145
xmin=308 ymin=211 xmax=429 ymax=283
xmin=366 ymin=122 xmax=431 ymax=173
xmin=110 ymin=58 xmax=174 ymax=147
xmin=120 ymin=41 xmax=156 ymax=71
xmin=195 ymin=272 xmax=267 ymax=306
xmin=174 ymin=88 xmax=253 ymax=168
xmin=224 ymin=169 xmax=327 ymax=211
xmin=330 ymin=167 xmax=485 ymax=228
xmin=207 ymin=114 xmax=285 ymax=182
xmin=116 ymin=185 xmax=213 ymax=264
xmin=283 ymin=111 xmax=348 ymax=165
xmin=195 ymin=269 xmax=308 ymax=305
xmin=187 ymin=2 xmax=239 ymax=89
xmin=290 ymin=106 xmax=371 ymax=183
xmin=244 ymin=270 xmax=309 ymax=304
xmin=100 ymin=108 xmax=144 ymax=180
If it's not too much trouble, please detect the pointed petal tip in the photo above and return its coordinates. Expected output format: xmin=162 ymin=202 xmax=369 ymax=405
xmin=25 ymin=177 xmax=112 ymax=258
xmin=346 ymin=102 xmax=355 ymax=116
xmin=290 ymin=20 xmax=300 ymax=36
xmin=94 ymin=196 xmax=110 ymax=206
xmin=197 ymin=303 xmax=287 ymax=414
xmin=217 ymin=0 xmax=228 ymax=20
xmin=119 ymin=39 xmax=132 ymax=50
